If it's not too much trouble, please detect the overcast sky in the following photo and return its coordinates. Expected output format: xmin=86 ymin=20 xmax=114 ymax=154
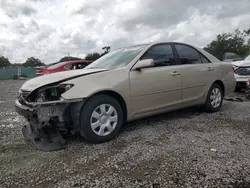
xmin=0 ymin=0 xmax=250 ymax=64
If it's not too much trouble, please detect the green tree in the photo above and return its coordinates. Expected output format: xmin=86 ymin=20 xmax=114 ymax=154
xmin=85 ymin=53 xmax=101 ymax=61
xmin=59 ymin=56 xmax=81 ymax=62
xmin=12 ymin=63 xmax=23 ymax=67
xmin=204 ymin=29 xmax=250 ymax=60
xmin=244 ymin=28 xmax=250 ymax=46
xmin=0 ymin=56 xmax=11 ymax=67
xmin=23 ymin=57 xmax=44 ymax=67
xmin=101 ymin=46 xmax=111 ymax=56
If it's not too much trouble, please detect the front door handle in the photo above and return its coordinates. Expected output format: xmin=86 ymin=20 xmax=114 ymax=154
xmin=171 ymin=71 xmax=180 ymax=76
xmin=208 ymin=67 xmax=214 ymax=71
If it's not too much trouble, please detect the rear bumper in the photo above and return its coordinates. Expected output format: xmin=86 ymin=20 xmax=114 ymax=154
xmin=234 ymin=74 xmax=250 ymax=82
xmin=236 ymin=81 xmax=247 ymax=88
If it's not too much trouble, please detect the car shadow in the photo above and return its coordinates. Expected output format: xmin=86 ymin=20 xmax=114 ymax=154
xmin=122 ymin=106 xmax=202 ymax=133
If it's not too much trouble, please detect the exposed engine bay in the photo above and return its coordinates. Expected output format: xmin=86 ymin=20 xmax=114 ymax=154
xmin=34 ymin=84 xmax=72 ymax=102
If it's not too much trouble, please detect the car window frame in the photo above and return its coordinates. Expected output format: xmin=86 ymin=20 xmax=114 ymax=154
xmin=139 ymin=42 xmax=179 ymax=67
xmin=173 ymin=43 xmax=211 ymax=65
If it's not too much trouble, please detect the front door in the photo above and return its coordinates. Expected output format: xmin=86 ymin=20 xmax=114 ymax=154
xmin=129 ymin=44 xmax=182 ymax=116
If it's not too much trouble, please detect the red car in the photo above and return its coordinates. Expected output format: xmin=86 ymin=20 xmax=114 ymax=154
xmin=37 ymin=60 xmax=92 ymax=76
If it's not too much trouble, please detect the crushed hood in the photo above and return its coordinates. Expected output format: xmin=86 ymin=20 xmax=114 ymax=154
xmin=232 ymin=60 xmax=250 ymax=67
xmin=20 ymin=68 xmax=107 ymax=91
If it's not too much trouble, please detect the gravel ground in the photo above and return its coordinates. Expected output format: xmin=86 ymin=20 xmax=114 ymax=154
xmin=0 ymin=80 xmax=250 ymax=188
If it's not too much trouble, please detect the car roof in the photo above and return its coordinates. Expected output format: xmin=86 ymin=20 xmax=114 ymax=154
xmin=47 ymin=59 xmax=92 ymax=69
xmin=115 ymin=41 xmax=198 ymax=50
xmin=66 ymin=60 xmax=92 ymax=63
xmin=115 ymin=41 xmax=220 ymax=62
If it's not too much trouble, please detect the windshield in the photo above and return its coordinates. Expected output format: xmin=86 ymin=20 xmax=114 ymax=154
xmin=86 ymin=45 xmax=146 ymax=69
xmin=245 ymin=55 xmax=250 ymax=60
xmin=47 ymin=61 xmax=67 ymax=69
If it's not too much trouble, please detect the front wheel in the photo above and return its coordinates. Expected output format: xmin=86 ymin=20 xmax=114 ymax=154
xmin=79 ymin=94 xmax=124 ymax=143
xmin=204 ymin=83 xmax=223 ymax=112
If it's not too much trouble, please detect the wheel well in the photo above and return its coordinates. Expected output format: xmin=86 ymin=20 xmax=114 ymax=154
xmin=92 ymin=90 xmax=128 ymax=121
xmin=214 ymin=80 xmax=225 ymax=96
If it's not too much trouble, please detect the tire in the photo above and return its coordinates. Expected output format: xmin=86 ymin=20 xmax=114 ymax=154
xmin=204 ymin=83 xmax=223 ymax=112
xmin=79 ymin=94 xmax=124 ymax=143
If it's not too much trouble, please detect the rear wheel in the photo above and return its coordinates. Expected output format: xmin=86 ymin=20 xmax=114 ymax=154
xmin=79 ymin=94 xmax=124 ymax=143
xmin=204 ymin=83 xmax=223 ymax=112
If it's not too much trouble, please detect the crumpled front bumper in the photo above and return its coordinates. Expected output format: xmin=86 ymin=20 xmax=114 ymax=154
xmin=15 ymin=95 xmax=85 ymax=151
xmin=15 ymin=99 xmax=34 ymax=121
xmin=15 ymin=98 xmax=67 ymax=151
xmin=15 ymin=96 xmax=70 ymax=126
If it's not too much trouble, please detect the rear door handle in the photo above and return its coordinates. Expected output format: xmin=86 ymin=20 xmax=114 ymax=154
xmin=208 ymin=67 xmax=214 ymax=71
xmin=171 ymin=71 xmax=180 ymax=76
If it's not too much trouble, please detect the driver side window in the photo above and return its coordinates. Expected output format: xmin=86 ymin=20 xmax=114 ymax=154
xmin=141 ymin=44 xmax=175 ymax=66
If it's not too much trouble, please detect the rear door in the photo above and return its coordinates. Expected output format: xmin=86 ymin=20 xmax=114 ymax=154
xmin=173 ymin=44 xmax=217 ymax=103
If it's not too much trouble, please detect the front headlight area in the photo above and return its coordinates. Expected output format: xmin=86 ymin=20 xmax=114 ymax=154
xmin=30 ymin=84 xmax=74 ymax=103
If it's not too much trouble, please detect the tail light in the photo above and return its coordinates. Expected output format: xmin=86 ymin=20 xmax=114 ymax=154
xmin=232 ymin=65 xmax=238 ymax=72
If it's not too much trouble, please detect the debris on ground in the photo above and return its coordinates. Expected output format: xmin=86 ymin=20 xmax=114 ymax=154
xmin=210 ymin=148 xmax=217 ymax=152
xmin=224 ymin=96 xmax=244 ymax=102
xmin=22 ymin=124 xmax=65 ymax=152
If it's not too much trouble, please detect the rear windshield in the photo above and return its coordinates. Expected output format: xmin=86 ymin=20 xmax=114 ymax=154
xmin=47 ymin=62 xmax=68 ymax=69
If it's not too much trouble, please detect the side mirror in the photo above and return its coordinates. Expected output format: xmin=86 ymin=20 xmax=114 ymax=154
xmin=133 ymin=59 xmax=154 ymax=71
xmin=222 ymin=52 xmax=243 ymax=62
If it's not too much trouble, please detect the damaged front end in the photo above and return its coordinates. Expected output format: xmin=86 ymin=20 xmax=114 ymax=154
xmin=15 ymin=83 xmax=83 ymax=151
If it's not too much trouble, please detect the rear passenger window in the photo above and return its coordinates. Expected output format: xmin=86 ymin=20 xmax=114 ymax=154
xmin=141 ymin=44 xmax=175 ymax=66
xmin=175 ymin=44 xmax=202 ymax=64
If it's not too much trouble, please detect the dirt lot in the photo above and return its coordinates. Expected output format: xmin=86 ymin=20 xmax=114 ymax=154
xmin=0 ymin=80 xmax=250 ymax=188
